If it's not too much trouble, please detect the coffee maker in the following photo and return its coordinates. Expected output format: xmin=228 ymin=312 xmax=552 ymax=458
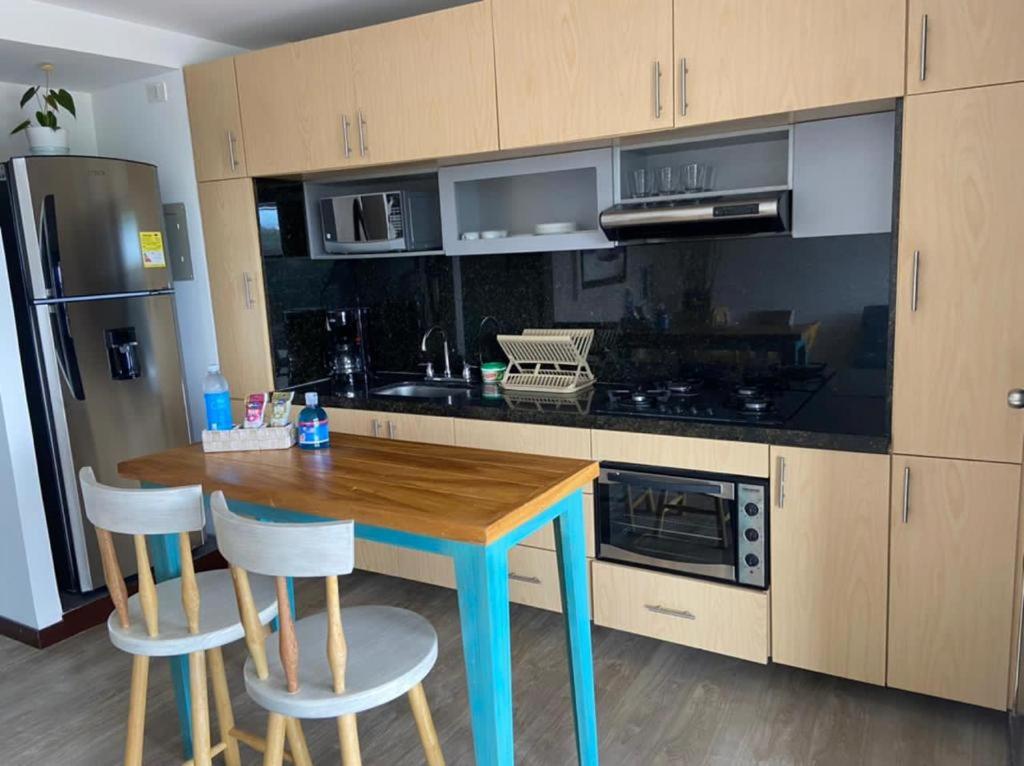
xmin=327 ymin=307 xmax=369 ymax=396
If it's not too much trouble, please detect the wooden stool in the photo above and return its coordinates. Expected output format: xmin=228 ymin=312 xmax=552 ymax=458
xmin=212 ymin=491 xmax=446 ymax=766
xmin=78 ymin=467 xmax=280 ymax=766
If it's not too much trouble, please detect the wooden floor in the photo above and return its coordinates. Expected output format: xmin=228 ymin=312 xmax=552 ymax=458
xmin=1 ymin=570 xmax=1010 ymax=765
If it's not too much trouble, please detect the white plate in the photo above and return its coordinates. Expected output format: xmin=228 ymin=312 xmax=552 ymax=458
xmin=481 ymin=230 xmax=508 ymax=239
xmin=461 ymin=231 xmax=480 ymax=240
xmin=534 ymin=221 xmax=577 ymax=235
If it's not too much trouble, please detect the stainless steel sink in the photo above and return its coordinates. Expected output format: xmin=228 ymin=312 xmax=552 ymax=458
xmin=370 ymin=381 xmax=472 ymax=399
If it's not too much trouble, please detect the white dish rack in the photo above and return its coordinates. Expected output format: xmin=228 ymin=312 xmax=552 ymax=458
xmin=496 ymin=329 xmax=595 ymax=394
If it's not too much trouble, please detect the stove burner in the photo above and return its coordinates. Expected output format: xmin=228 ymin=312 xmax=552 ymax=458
xmin=733 ymin=383 xmax=765 ymax=399
xmin=738 ymin=397 xmax=772 ymax=413
xmin=631 ymin=391 xmax=654 ymax=407
xmin=665 ymin=378 xmax=705 ymax=396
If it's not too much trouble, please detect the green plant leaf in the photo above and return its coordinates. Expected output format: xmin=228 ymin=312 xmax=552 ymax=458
xmin=44 ymin=92 xmax=59 ymax=112
xmin=10 ymin=120 xmax=31 ymax=136
xmin=55 ymin=89 xmax=76 ymax=117
xmin=19 ymin=86 xmax=38 ymax=108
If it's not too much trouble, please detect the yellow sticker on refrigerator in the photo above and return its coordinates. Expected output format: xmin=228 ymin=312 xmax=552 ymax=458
xmin=139 ymin=231 xmax=167 ymax=269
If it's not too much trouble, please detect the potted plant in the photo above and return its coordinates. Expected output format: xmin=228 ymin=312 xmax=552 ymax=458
xmin=9 ymin=64 xmax=76 ymax=155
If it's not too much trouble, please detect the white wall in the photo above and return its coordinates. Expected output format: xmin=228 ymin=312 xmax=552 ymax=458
xmin=0 ymin=81 xmax=97 ymax=161
xmin=92 ymin=72 xmax=218 ymax=438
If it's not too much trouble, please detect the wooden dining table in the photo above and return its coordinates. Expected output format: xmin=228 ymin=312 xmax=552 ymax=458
xmin=119 ymin=431 xmax=601 ymax=766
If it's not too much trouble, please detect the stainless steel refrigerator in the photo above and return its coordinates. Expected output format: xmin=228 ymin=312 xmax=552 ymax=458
xmin=0 ymin=156 xmax=190 ymax=593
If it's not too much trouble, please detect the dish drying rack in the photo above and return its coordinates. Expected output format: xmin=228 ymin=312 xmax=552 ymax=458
xmin=496 ymin=329 xmax=595 ymax=394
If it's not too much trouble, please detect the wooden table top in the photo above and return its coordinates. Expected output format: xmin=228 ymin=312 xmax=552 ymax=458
xmin=118 ymin=433 xmax=599 ymax=545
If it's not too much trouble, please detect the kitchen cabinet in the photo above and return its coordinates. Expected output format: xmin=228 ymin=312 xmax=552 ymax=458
xmin=907 ymin=0 xmax=1024 ymax=95
xmin=196 ymin=179 xmax=273 ymax=396
xmin=347 ymin=2 xmax=498 ymax=166
xmin=453 ymin=419 xmax=591 ymax=460
xmin=325 ymin=408 xmax=455 ymax=446
xmin=591 ymin=430 xmax=768 ymax=477
xmin=892 ymin=83 xmax=1024 ymax=463
xmin=521 ymin=493 xmax=596 ymax=559
xmin=769 ymin=447 xmax=889 ymax=685
xmin=491 ymin=0 xmax=674 ymax=149
xmin=673 ymin=0 xmax=904 ymax=127
xmin=235 ymin=33 xmax=358 ymax=175
xmin=888 ymin=455 xmax=1021 ymax=710
xmin=184 ymin=58 xmax=247 ymax=182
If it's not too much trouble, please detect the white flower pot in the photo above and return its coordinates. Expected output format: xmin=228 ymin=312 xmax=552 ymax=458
xmin=26 ymin=126 xmax=70 ymax=156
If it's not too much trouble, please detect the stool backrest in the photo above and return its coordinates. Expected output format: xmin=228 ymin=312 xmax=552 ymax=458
xmin=78 ymin=467 xmax=205 ymax=637
xmin=211 ymin=491 xmax=355 ymax=695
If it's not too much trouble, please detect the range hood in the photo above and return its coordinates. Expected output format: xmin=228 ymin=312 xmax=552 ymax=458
xmin=599 ymin=190 xmax=791 ymax=242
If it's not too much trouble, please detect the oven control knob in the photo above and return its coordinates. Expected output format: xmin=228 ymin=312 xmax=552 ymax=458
xmin=744 ymin=502 xmax=759 ymax=516
xmin=744 ymin=528 xmax=759 ymax=542
xmin=745 ymin=553 xmax=760 ymax=567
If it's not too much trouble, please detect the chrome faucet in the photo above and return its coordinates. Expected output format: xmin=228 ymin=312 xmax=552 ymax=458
xmin=420 ymin=325 xmax=452 ymax=380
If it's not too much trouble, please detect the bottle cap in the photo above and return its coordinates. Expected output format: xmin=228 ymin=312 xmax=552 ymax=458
xmin=305 ymin=391 xmax=319 ymax=407
xmin=207 ymin=363 xmax=220 ymax=373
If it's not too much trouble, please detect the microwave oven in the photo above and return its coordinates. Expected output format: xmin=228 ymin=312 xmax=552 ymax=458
xmin=318 ymin=190 xmax=441 ymax=256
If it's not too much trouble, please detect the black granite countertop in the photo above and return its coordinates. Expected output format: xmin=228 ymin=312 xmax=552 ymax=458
xmin=306 ymin=371 xmax=891 ymax=455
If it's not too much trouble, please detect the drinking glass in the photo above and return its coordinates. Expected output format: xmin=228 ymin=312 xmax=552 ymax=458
xmin=656 ymin=165 xmax=676 ymax=195
xmin=682 ymin=163 xmax=712 ymax=193
xmin=632 ymin=168 xmax=652 ymax=198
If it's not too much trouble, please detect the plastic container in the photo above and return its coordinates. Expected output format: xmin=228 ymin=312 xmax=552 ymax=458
xmin=297 ymin=392 xmax=330 ymax=450
xmin=481 ymin=362 xmax=507 ymax=383
xmin=203 ymin=364 xmax=233 ymax=431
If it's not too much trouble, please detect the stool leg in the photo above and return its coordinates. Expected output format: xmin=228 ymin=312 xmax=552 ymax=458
xmin=263 ymin=713 xmax=287 ymax=766
xmin=285 ymin=718 xmax=313 ymax=766
xmin=188 ymin=651 xmax=212 ymax=766
xmin=125 ymin=654 xmax=149 ymax=766
xmin=408 ymin=683 xmax=445 ymax=766
xmin=206 ymin=647 xmax=241 ymax=766
xmin=336 ymin=714 xmax=362 ymax=766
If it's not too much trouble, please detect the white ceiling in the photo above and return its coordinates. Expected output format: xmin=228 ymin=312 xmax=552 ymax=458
xmin=37 ymin=0 xmax=475 ymax=50
xmin=0 ymin=39 xmax=171 ymax=91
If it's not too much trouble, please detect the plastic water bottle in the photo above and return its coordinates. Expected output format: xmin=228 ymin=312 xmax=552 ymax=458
xmin=297 ymin=392 xmax=329 ymax=450
xmin=203 ymin=363 xmax=233 ymax=430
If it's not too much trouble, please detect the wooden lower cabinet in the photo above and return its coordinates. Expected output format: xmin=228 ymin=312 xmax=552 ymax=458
xmin=769 ymin=447 xmax=890 ymax=685
xmin=521 ymin=492 xmax=596 ymax=559
xmin=888 ymin=455 xmax=1022 ymax=710
xmin=453 ymin=418 xmax=591 ymax=459
xmin=591 ymin=429 xmax=768 ymax=477
xmin=593 ymin=561 xmax=769 ymax=663
xmin=325 ymin=408 xmax=455 ymax=446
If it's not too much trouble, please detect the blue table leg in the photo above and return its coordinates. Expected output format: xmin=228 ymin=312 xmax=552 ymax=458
xmin=554 ymin=490 xmax=599 ymax=765
xmin=453 ymin=543 xmax=514 ymax=766
xmin=148 ymin=533 xmax=193 ymax=761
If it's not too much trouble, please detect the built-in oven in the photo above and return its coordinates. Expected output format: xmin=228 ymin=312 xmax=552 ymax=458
xmin=596 ymin=463 xmax=768 ymax=589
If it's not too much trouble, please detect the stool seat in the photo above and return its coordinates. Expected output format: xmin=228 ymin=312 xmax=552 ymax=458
xmin=108 ymin=569 xmax=278 ymax=657
xmin=244 ymin=606 xmax=438 ymax=719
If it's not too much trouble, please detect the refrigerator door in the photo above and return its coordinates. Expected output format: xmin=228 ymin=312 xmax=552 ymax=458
xmin=37 ymin=292 xmax=190 ymax=589
xmin=12 ymin=156 xmax=171 ymax=300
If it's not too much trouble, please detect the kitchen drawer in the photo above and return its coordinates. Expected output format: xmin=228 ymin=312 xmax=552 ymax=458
xmin=325 ymin=408 xmax=455 ymax=446
xmin=591 ymin=430 xmax=768 ymax=477
xmin=355 ymin=540 xmax=455 ymax=589
xmin=508 ymin=545 xmax=575 ymax=613
xmin=453 ymin=418 xmax=591 ymax=459
xmin=592 ymin=561 xmax=769 ymax=663
xmin=521 ymin=492 xmax=596 ymax=558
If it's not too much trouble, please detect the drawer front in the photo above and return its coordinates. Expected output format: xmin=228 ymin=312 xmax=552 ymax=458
xmin=508 ymin=546 xmax=574 ymax=613
xmin=355 ymin=540 xmax=455 ymax=589
xmin=592 ymin=430 xmax=768 ymax=477
xmin=325 ymin=408 xmax=455 ymax=446
xmin=592 ymin=561 xmax=769 ymax=663
xmin=521 ymin=492 xmax=596 ymax=557
xmin=454 ymin=418 xmax=591 ymax=459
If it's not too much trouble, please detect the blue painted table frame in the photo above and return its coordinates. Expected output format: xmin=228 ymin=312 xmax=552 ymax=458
xmin=148 ymin=485 xmax=598 ymax=765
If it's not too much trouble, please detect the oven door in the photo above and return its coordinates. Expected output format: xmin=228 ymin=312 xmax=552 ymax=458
xmin=596 ymin=465 xmax=740 ymax=584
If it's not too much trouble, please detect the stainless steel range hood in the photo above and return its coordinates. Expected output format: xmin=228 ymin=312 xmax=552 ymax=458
xmin=599 ymin=190 xmax=792 ymax=242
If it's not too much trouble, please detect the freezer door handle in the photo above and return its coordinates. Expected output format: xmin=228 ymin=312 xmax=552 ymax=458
xmin=40 ymin=196 xmax=85 ymax=400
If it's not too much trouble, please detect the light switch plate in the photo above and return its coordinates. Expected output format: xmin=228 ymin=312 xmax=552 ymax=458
xmin=146 ymin=81 xmax=168 ymax=103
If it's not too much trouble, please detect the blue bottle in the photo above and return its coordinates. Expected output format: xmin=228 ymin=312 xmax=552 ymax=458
xmin=203 ymin=363 xmax=233 ymax=430
xmin=297 ymin=392 xmax=330 ymax=450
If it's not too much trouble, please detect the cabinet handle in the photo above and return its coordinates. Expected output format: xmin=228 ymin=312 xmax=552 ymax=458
xmin=919 ymin=14 xmax=929 ymax=82
xmin=902 ymin=466 xmax=911 ymax=524
xmin=652 ymin=61 xmax=662 ymax=118
xmin=226 ymin=131 xmax=239 ymax=170
xmin=387 ymin=420 xmax=396 ymax=439
xmin=371 ymin=418 xmax=381 ymax=438
xmin=357 ymin=110 xmax=368 ymax=156
xmin=679 ymin=58 xmax=688 ymax=116
xmin=911 ymin=250 xmax=921 ymax=312
xmin=342 ymin=115 xmax=352 ymax=159
xmin=776 ymin=455 xmax=786 ymax=508
xmin=509 ymin=572 xmax=541 ymax=585
xmin=242 ymin=272 xmax=255 ymax=309
xmin=645 ymin=604 xmax=695 ymax=621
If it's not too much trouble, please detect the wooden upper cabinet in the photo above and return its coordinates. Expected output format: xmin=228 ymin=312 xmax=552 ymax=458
xmin=492 ymin=0 xmax=674 ymax=149
xmin=197 ymin=179 xmax=274 ymax=397
xmin=908 ymin=0 xmax=1024 ymax=95
xmin=893 ymin=84 xmax=1024 ymax=463
xmin=348 ymin=2 xmax=499 ymax=166
xmin=769 ymin=447 xmax=889 ymax=686
xmin=888 ymin=455 xmax=1021 ymax=710
xmin=674 ymin=0 xmax=904 ymax=127
xmin=184 ymin=58 xmax=247 ymax=182
xmin=236 ymin=34 xmax=359 ymax=175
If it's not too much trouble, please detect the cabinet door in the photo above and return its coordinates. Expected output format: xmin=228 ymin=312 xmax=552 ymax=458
xmin=888 ymin=456 xmax=1021 ymax=710
xmin=769 ymin=447 xmax=889 ymax=685
xmin=893 ymin=84 xmax=1024 ymax=462
xmin=348 ymin=2 xmax=498 ymax=166
xmin=492 ymin=0 xmax=673 ymax=149
xmin=197 ymin=179 xmax=274 ymax=396
xmin=674 ymin=0 xmax=904 ymax=127
xmin=325 ymin=408 xmax=454 ymax=446
xmin=184 ymin=59 xmax=247 ymax=182
xmin=908 ymin=0 xmax=1024 ymax=94
xmin=236 ymin=34 xmax=358 ymax=175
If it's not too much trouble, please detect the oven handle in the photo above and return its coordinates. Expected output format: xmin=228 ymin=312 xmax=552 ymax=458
xmin=601 ymin=469 xmax=734 ymax=500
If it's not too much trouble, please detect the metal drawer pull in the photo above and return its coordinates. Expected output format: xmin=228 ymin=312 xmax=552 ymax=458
xmin=919 ymin=14 xmax=928 ymax=82
xmin=777 ymin=455 xmax=786 ymax=508
xmin=679 ymin=57 xmax=688 ymax=116
xmin=902 ymin=466 xmax=911 ymax=524
xmin=226 ymin=131 xmax=238 ymax=170
xmin=387 ymin=420 xmax=396 ymax=439
xmin=371 ymin=418 xmax=382 ymax=438
xmin=357 ymin=110 xmax=368 ymax=156
xmin=242 ymin=272 xmax=255 ymax=309
xmin=342 ymin=115 xmax=352 ymax=158
xmin=509 ymin=572 xmax=541 ymax=585
xmin=645 ymin=604 xmax=695 ymax=621
xmin=652 ymin=61 xmax=662 ymax=118
xmin=911 ymin=250 xmax=921 ymax=312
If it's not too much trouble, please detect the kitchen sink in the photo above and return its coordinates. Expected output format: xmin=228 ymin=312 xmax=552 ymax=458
xmin=370 ymin=381 xmax=473 ymax=399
